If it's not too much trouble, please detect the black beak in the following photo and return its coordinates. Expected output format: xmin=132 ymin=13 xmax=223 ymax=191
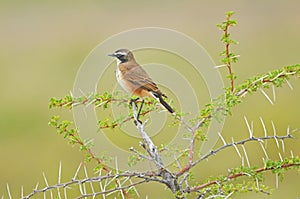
xmin=108 ymin=53 xmax=116 ymax=57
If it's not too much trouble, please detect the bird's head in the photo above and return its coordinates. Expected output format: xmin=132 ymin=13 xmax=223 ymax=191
xmin=108 ymin=49 xmax=134 ymax=63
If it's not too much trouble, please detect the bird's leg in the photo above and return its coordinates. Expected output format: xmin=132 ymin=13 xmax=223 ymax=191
xmin=129 ymin=97 xmax=140 ymax=106
xmin=129 ymin=97 xmax=143 ymax=125
xmin=136 ymin=99 xmax=144 ymax=123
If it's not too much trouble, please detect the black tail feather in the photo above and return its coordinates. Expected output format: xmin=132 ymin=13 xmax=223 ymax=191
xmin=158 ymin=95 xmax=174 ymax=113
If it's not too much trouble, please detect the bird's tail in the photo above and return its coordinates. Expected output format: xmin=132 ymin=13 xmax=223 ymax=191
xmin=158 ymin=95 xmax=174 ymax=113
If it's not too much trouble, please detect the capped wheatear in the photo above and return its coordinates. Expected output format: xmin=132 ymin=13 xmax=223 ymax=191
xmin=108 ymin=49 xmax=174 ymax=121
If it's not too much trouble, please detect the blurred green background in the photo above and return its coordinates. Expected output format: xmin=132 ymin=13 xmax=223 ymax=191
xmin=0 ymin=0 xmax=299 ymax=198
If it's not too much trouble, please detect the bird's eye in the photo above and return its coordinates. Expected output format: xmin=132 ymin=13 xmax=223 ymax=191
xmin=117 ymin=54 xmax=124 ymax=59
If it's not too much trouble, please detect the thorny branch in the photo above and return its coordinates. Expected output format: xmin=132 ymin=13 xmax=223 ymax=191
xmin=235 ymin=69 xmax=299 ymax=97
xmin=188 ymin=162 xmax=300 ymax=193
xmin=222 ymin=11 xmax=236 ymax=92
xmin=130 ymin=101 xmax=183 ymax=198
xmin=41 ymin=10 xmax=300 ymax=198
xmin=42 ymin=63 xmax=299 ymax=199
xmin=21 ymin=170 xmax=160 ymax=199
xmin=176 ymin=133 xmax=295 ymax=176
xmin=21 ymin=128 xmax=298 ymax=199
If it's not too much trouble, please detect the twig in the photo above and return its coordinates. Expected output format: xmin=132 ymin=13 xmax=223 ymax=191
xmin=188 ymin=162 xmax=300 ymax=192
xmin=22 ymin=171 xmax=160 ymax=199
xmin=177 ymin=133 xmax=294 ymax=176
xmin=129 ymin=147 xmax=152 ymax=161
xmin=75 ymin=179 xmax=150 ymax=199
xmin=224 ymin=17 xmax=235 ymax=92
xmin=130 ymin=101 xmax=184 ymax=198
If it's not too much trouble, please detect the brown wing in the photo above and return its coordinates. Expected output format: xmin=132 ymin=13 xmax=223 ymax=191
xmin=124 ymin=65 xmax=161 ymax=94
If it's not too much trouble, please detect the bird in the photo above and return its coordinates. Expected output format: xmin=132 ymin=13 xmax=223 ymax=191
xmin=108 ymin=49 xmax=174 ymax=122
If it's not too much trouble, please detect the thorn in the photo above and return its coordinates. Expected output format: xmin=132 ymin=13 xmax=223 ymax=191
xmin=286 ymin=125 xmax=290 ymax=136
xmin=6 ymin=183 xmax=12 ymax=199
xmin=85 ymin=98 xmax=96 ymax=107
xmin=259 ymin=117 xmax=267 ymax=137
xmin=241 ymin=156 xmax=244 ymax=167
xmin=271 ymin=120 xmax=277 ymax=136
xmin=235 ymin=88 xmax=248 ymax=97
xmin=73 ymin=162 xmax=82 ymax=180
xmin=232 ymin=55 xmax=241 ymax=59
xmin=225 ymin=191 xmax=234 ymax=199
xmin=57 ymin=162 xmax=62 ymax=199
xmin=98 ymin=169 xmax=105 ymax=193
xmin=79 ymin=88 xmax=88 ymax=98
xmin=115 ymin=156 xmax=119 ymax=174
xmin=243 ymin=172 xmax=252 ymax=177
xmin=106 ymin=174 xmax=118 ymax=188
xmin=83 ymin=106 xmax=88 ymax=118
xmin=258 ymin=75 xmax=269 ymax=83
xmin=241 ymin=145 xmax=250 ymax=167
xmin=34 ymin=182 xmax=39 ymax=191
xmin=89 ymin=178 xmax=96 ymax=198
xmin=255 ymin=177 xmax=260 ymax=190
xmin=270 ymin=71 xmax=285 ymax=82
xmin=214 ymin=64 xmax=227 ymax=68
xmin=259 ymin=142 xmax=269 ymax=160
xmin=251 ymin=120 xmax=254 ymax=136
xmin=83 ymin=165 xmax=89 ymax=178
xmin=69 ymin=90 xmax=74 ymax=97
xmin=231 ymin=138 xmax=241 ymax=158
xmin=280 ymin=139 xmax=285 ymax=153
xmin=64 ymin=186 xmax=68 ymax=199
xmin=78 ymin=181 xmax=84 ymax=195
xmin=82 ymin=167 xmax=88 ymax=196
xmin=103 ymin=170 xmax=113 ymax=188
xmin=290 ymin=150 xmax=294 ymax=158
xmin=218 ymin=132 xmax=227 ymax=145
xmin=278 ymin=153 xmax=283 ymax=161
xmin=271 ymin=121 xmax=279 ymax=148
xmin=285 ymin=79 xmax=294 ymax=90
xmin=272 ymin=84 xmax=276 ymax=102
xmin=129 ymin=179 xmax=140 ymax=197
xmin=83 ymin=183 xmax=87 ymax=196
xmin=58 ymin=161 xmax=62 ymax=183
xmin=260 ymin=88 xmax=274 ymax=105
xmin=120 ymin=177 xmax=130 ymax=187
xmin=144 ymin=118 xmax=149 ymax=126
xmin=275 ymin=173 xmax=279 ymax=189
xmin=21 ymin=185 xmax=24 ymax=198
xmin=43 ymin=172 xmax=49 ymax=185
xmin=244 ymin=116 xmax=253 ymax=138
xmin=291 ymin=128 xmax=299 ymax=133
xmin=43 ymin=172 xmax=53 ymax=199
xmin=95 ymin=100 xmax=107 ymax=108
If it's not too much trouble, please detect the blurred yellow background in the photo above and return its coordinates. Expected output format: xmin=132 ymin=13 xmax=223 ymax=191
xmin=0 ymin=1 xmax=299 ymax=198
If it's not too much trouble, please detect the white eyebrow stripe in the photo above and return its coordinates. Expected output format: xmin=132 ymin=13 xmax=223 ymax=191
xmin=116 ymin=52 xmax=127 ymax=56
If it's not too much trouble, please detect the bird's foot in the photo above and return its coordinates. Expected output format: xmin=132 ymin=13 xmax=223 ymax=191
xmin=134 ymin=119 xmax=143 ymax=126
xmin=129 ymin=97 xmax=140 ymax=106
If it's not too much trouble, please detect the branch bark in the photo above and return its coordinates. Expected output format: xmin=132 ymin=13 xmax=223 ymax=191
xmin=131 ymin=101 xmax=184 ymax=198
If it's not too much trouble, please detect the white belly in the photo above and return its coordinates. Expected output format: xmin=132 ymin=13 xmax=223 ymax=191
xmin=116 ymin=67 xmax=131 ymax=93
